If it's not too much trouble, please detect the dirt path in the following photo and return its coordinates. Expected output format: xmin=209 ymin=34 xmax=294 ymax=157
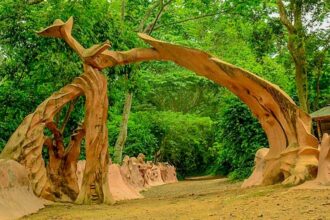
xmin=23 ymin=178 xmax=330 ymax=220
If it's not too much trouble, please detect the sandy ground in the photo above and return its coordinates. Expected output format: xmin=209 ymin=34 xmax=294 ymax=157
xmin=23 ymin=178 xmax=330 ymax=220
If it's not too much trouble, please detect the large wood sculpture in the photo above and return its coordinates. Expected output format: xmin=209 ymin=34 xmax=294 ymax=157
xmin=0 ymin=17 xmax=320 ymax=203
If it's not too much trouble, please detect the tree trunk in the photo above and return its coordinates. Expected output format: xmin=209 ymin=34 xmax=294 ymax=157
xmin=293 ymin=56 xmax=309 ymax=112
xmin=113 ymin=0 xmax=172 ymax=164
xmin=277 ymin=0 xmax=309 ymax=113
xmin=313 ymin=71 xmax=321 ymax=111
xmin=312 ymin=49 xmax=327 ymax=111
xmin=113 ymin=92 xmax=133 ymax=164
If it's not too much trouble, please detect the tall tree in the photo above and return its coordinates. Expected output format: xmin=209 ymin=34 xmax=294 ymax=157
xmin=276 ymin=0 xmax=309 ymax=112
xmin=113 ymin=0 xmax=172 ymax=163
xmin=276 ymin=0 xmax=330 ymax=112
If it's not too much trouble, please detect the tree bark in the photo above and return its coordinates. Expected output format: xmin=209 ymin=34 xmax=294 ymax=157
xmin=113 ymin=92 xmax=133 ymax=164
xmin=293 ymin=55 xmax=308 ymax=112
xmin=313 ymin=67 xmax=322 ymax=111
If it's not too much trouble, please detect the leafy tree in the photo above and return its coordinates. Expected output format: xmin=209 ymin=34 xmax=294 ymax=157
xmin=276 ymin=0 xmax=330 ymax=112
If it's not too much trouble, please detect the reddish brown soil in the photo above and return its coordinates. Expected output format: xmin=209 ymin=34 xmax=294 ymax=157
xmin=23 ymin=178 xmax=330 ymax=220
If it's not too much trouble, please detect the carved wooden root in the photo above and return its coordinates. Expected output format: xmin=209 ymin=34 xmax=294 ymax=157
xmin=0 ymin=65 xmax=112 ymax=203
xmin=44 ymin=123 xmax=85 ymax=201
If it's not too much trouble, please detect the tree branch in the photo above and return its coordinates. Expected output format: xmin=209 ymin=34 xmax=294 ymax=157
xmin=276 ymin=0 xmax=295 ymax=34
xmin=144 ymin=0 xmax=173 ymax=34
xmin=137 ymin=1 xmax=160 ymax=32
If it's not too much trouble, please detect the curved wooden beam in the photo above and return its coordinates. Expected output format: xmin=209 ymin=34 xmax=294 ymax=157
xmin=117 ymin=33 xmax=319 ymax=186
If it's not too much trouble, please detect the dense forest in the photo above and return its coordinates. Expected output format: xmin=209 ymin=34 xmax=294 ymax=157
xmin=0 ymin=0 xmax=329 ymax=179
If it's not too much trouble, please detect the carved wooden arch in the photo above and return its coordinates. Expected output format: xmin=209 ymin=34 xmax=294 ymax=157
xmin=0 ymin=17 xmax=319 ymax=204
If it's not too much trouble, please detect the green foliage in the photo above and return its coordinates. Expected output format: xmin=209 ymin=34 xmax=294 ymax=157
xmin=211 ymin=93 xmax=268 ymax=180
xmin=108 ymin=110 xmax=215 ymax=177
xmin=133 ymin=68 xmax=223 ymax=117
xmin=152 ymin=111 xmax=215 ymax=177
xmin=0 ymin=0 xmax=328 ymax=180
xmin=108 ymin=111 xmax=159 ymax=160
